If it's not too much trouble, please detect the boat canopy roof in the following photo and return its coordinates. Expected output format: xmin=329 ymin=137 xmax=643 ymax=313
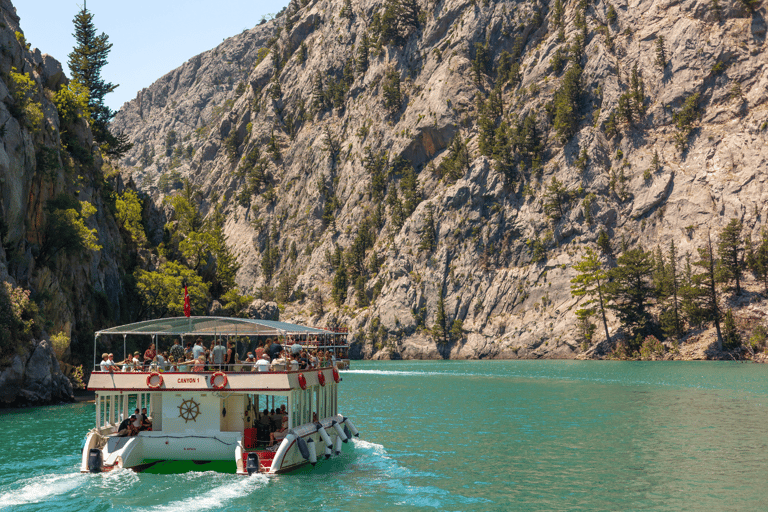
xmin=95 ymin=316 xmax=334 ymax=338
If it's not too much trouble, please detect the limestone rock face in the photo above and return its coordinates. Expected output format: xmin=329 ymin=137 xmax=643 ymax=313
xmin=0 ymin=0 xmax=132 ymax=405
xmin=245 ymin=300 xmax=280 ymax=321
xmin=0 ymin=340 xmax=74 ymax=406
xmin=111 ymin=0 xmax=768 ymax=359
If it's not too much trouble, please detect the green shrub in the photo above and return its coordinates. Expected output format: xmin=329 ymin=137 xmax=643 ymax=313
xmin=8 ymin=67 xmax=43 ymax=132
xmin=53 ymin=81 xmax=91 ymax=125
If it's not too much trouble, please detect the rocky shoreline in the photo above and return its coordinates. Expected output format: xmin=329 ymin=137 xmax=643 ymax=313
xmin=0 ymin=339 xmax=74 ymax=409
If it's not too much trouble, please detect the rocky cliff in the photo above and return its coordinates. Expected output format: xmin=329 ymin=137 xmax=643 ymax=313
xmin=112 ymin=0 xmax=768 ymax=359
xmin=0 ymin=0 xmax=135 ymax=404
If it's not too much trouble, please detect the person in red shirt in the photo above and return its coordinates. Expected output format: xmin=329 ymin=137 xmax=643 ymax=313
xmin=143 ymin=343 xmax=157 ymax=365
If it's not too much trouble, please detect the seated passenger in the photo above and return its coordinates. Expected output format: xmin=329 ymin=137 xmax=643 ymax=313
xmin=131 ymin=351 xmax=141 ymax=370
xmin=116 ymin=415 xmax=133 ymax=437
xmin=121 ymin=357 xmax=133 ymax=372
xmin=257 ymin=408 xmax=271 ymax=437
xmin=140 ymin=407 xmax=153 ymax=431
xmin=255 ymin=354 xmax=271 ymax=372
xmin=269 ymin=416 xmax=289 ymax=447
xmin=99 ymin=353 xmax=110 ymax=372
xmin=192 ymin=355 xmax=206 ymax=372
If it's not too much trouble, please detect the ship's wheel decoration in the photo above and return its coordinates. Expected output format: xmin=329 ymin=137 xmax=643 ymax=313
xmin=178 ymin=398 xmax=200 ymax=423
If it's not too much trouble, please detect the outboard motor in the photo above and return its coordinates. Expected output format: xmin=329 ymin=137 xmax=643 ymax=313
xmin=88 ymin=448 xmax=103 ymax=473
xmin=307 ymin=438 xmax=317 ymax=466
xmin=246 ymin=452 xmax=260 ymax=475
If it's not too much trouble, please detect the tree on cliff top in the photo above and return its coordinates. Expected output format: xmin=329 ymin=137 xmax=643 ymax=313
xmin=68 ymin=5 xmax=131 ymax=157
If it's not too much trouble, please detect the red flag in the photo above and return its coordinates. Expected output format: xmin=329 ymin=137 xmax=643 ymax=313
xmin=183 ymin=285 xmax=191 ymax=318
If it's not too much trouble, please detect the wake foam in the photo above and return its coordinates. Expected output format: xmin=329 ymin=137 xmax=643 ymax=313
xmin=0 ymin=472 xmax=83 ymax=508
xmin=342 ymin=369 xmax=476 ymax=377
xmin=152 ymin=473 xmax=268 ymax=512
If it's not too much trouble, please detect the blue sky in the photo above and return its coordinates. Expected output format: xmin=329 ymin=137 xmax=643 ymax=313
xmin=14 ymin=0 xmax=289 ymax=112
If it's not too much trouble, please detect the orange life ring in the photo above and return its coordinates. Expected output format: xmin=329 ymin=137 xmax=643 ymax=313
xmin=317 ymin=370 xmax=326 ymax=387
xmin=211 ymin=371 xmax=228 ymax=389
xmin=298 ymin=373 xmax=307 ymax=390
xmin=332 ymin=367 xmax=340 ymax=383
xmin=147 ymin=372 xmax=163 ymax=389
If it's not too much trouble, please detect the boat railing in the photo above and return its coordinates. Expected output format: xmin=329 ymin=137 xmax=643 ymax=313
xmin=91 ymin=361 xmax=347 ymax=373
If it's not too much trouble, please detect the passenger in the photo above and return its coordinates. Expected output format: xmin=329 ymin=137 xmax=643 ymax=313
xmin=192 ymin=355 xmax=206 ymax=372
xmin=116 ymin=415 xmax=133 ymax=437
xmin=192 ymin=339 xmax=205 ymax=360
xmin=155 ymin=352 xmax=165 ymax=371
xmin=225 ymin=341 xmax=236 ymax=370
xmin=212 ymin=340 xmax=226 ymax=369
xmin=132 ymin=409 xmax=143 ymax=431
xmin=257 ymin=408 xmax=271 ymax=432
xmin=170 ymin=339 xmax=185 ymax=363
xmin=289 ymin=356 xmax=299 ymax=371
xmin=121 ymin=357 xmax=134 ymax=372
xmin=254 ymin=342 xmax=265 ymax=361
xmin=99 ymin=353 xmax=110 ymax=372
xmin=244 ymin=353 xmax=256 ymax=370
xmin=140 ymin=408 xmax=152 ymax=431
xmin=106 ymin=353 xmax=119 ymax=371
xmin=271 ymin=409 xmax=283 ymax=431
xmin=143 ymin=343 xmax=157 ymax=366
xmin=184 ymin=342 xmax=193 ymax=358
xmin=269 ymin=417 xmax=289 ymax=447
xmin=132 ymin=351 xmax=141 ymax=370
xmin=167 ymin=356 xmax=177 ymax=372
xmin=271 ymin=352 xmax=286 ymax=371
xmin=255 ymin=353 xmax=271 ymax=372
xmin=149 ymin=356 xmax=159 ymax=371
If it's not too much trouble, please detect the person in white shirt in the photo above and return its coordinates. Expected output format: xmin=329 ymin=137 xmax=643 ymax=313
xmin=289 ymin=357 xmax=299 ymax=371
xmin=255 ymin=354 xmax=271 ymax=372
xmin=99 ymin=353 xmax=110 ymax=371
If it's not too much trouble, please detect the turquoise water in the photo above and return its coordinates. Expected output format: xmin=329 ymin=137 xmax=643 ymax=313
xmin=1 ymin=360 xmax=768 ymax=511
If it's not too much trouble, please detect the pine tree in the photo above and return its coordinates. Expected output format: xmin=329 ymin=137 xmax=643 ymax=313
xmin=692 ymin=233 xmax=723 ymax=349
xmin=717 ymin=218 xmax=744 ymax=294
xmin=571 ymin=247 xmax=611 ymax=345
xmin=630 ymin=63 xmax=646 ymax=116
xmin=553 ymin=64 xmax=583 ymax=141
xmin=655 ymin=36 xmax=667 ymax=71
xmin=382 ymin=67 xmax=402 ymax=115
xmin=597 ymin=229 xmax=612 ymax=256
xmin=606 ymin=247 xmax=656 ymax=347
xmin=419 ymin=204 xmax=436 ymax=252
xmin=432 ymin=290 xmax=448 ymax=344
xmin=544 ymin=177 xmax=572 ymax=220
xmin=356 ymin=34 xmax=370 ymax=73
xmin=746 ymin=228 xmax=768 ymax=294
xmin=722 ymin=309 xmax=741 ymax=350
xmin=68 ymin=5 xmax=131 ymax=156
xmin=331 ymin=257 xmax=348 ymax=306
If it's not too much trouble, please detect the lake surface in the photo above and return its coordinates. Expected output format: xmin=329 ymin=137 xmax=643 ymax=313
xmin=1 ymin=360 xmax=767 ymax=511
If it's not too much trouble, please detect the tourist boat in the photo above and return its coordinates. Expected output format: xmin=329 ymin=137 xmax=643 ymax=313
xmin=292 ymin=327 xmax=351 ymax=370
xmin=80 ymin=317 xmax=359 ymax=475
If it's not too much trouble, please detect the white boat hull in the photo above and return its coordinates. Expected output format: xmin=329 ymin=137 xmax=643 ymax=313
xmin=82 ymin=415 xmax=356 ymax=474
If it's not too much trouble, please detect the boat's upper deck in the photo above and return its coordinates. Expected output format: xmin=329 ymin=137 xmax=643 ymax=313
xmin=88 ymin=367 xmax=337 ymax=393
